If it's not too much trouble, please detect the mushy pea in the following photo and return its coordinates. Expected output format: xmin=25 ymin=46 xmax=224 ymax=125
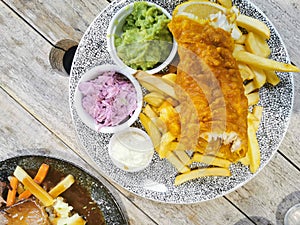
xmin=115 ymin=2 xmax=173 ymax=70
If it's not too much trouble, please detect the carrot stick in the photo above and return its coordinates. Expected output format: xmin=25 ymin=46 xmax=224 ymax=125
xmin=18 ymin=189 xmax=32 ymax=200
xmin=18 ymin=163 xmax=49 ymax=200
xmin=6 ymin=176 xmax=18 ymax=206
xmin=14 ymin=166 xmax=53 ymax=206
xmin=33 ymin=163 xmax=49 ymax=183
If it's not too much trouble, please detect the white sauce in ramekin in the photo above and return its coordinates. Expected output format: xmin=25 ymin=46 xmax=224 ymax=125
xmin=108 ymin=128 xmax=154 ymax=172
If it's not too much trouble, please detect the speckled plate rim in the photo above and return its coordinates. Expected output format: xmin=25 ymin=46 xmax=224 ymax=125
xmin=0 ymin=155 xmax=129 ymax=224
xmin=69 ymin=0 xmax=294 ymax=204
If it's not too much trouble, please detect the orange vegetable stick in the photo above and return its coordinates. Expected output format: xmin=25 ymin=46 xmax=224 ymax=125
xmin=18 ymin=163 xmax=49 ymax=200
xmin=14 ymin=166 xmax=54 ymax=206
xmin=34 ymin=163 xmax=49 ymax=183
xmin=6 ymin=176 xmax=18 ymax=206
xmin=18 ymin=189 xmax=32 ymax=200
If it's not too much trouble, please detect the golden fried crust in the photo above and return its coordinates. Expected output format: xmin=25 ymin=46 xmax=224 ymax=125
xmin=169 ymin=17 xmax=248 ymax=161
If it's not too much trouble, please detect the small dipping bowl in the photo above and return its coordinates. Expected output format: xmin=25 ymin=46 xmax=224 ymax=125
xmin=108 ymin=127 xmax=154 ymax=172
xmin=74 ymin=64 xmax=143 ymax=133
xmin=284 ymin=203 xmax=300 ymax=225
xmin=107 ymin=2 xmax=177 ymax=74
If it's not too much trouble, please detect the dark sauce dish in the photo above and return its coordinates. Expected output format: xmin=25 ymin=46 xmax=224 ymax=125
xmin=0 ymin=155 xmax=128 ymax=225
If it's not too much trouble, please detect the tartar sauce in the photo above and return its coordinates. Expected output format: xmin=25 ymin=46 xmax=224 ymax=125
xmin=108 ymin=128 xmax=154 ymax=172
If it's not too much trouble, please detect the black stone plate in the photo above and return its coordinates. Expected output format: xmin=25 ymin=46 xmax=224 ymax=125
xmin=0 ymin=155 xmax=128 ymax=225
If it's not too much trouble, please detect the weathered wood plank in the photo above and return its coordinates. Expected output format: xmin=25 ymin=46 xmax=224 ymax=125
xmin=2 ymin=0 xmax=110 ymax=43
xmin=0 ymin=90 xmax=69 ymax=155
xmin=115 ymin=189 xmax=253 ymax=225
xmin=278 ymin=112 xmax=300 ymax=168
xmin=226 ymin=153 xmax=300 ymax=224
xmin=0 ymin=2 xmax=80 ymax=152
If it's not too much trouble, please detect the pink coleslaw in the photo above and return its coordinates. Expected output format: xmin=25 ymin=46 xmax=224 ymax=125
xmin=78 ymin=71 xmax=137 ymax=130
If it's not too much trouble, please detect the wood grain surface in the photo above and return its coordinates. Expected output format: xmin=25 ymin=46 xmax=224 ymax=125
xmin=1 ymin=0 xmax=109 ymax=44
xmin=1 ymin=0 xmax=300 ymax=224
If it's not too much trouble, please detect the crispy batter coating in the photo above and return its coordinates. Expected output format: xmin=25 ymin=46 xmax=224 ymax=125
xmin=168 ymin=17 xmax=248 ymax=161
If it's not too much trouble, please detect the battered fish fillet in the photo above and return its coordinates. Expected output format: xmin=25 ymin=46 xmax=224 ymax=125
xmin=168 ymin=17 xmax=248 ymax=162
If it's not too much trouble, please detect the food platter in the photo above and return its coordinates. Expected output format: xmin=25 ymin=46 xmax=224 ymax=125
xmin=69 ymin=0 xmax=294 ymax=203
xmin=0 ymin=155 xmax=128 ymax=224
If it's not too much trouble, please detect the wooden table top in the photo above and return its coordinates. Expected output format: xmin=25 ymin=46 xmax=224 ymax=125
xmin=0 ymin=0 xmax=299 ymax=224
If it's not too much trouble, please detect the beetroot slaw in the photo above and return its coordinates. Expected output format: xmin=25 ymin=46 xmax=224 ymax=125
xmin=78 ymin=71 xmax=137 ymax=130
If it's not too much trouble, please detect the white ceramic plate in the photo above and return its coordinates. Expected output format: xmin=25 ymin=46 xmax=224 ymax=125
xmin=69 ymin=0 xmax=294 ymax=203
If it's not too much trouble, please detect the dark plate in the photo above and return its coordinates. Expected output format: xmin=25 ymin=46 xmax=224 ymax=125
xmin=0 ymin=155 xmax=128 ymax=225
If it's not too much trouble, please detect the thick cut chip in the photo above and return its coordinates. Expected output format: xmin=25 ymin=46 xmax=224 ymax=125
xmin=140 ymin=113 xmax=161 ymax=149
xmin=192 ymin=153 xmax=231 ymax=168
xmin=233 ymin=51 xmax=300 ymax=72
xmin=175 ymin=168 xmax=231 ymax=185
xmin=265 ymin=70 xmax=280 ymax=86
xmin=236 ymin=14 xmax=270 ymax=39
xmin=166 ymin=152 xmax=190 ymax=174
xmin=245 ymin=32 xmax=271 ymax=57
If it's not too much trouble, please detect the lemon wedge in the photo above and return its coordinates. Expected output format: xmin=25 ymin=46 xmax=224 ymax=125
xmin=173 ymin=1 xmax=226 ymax=21
xmin=172 ymin=1 xmax=242 ymax=40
